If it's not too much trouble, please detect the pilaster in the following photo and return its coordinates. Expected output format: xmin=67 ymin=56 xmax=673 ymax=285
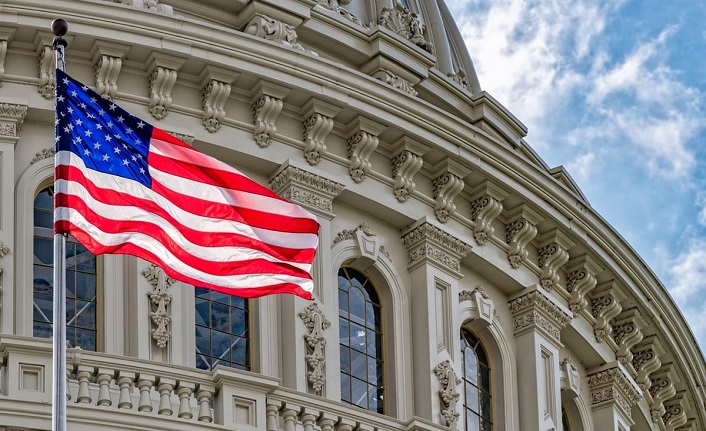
xmin=536 ymin=228 xmax=574 ymax=291
xmin=430 ymin=158 xmax=469 ymax=223
xmin=587 ymin=361 xmax=642 ymax=430
xmin=508 ymin=286 xmax=572 ymax=431
xmin=390 ymin=136 xmax=429 ymax=203
xmin=346 ymin=116 xmax=386 ymax=183
xmin=504 ymin=203 xmax=542 ymax=269
xmin=251 ymin=80 xmax=290 ymax=147
xmin=469 ymin=180 xmax=508 ymax=245
xmin=0 ymin=101 xmax=27 ymax=333
xmin=401 ymin=218 xmax=471 ymax=425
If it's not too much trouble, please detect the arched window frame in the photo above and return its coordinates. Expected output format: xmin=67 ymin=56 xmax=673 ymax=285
xmin=461 ymin=329 xmax=493 ymax=431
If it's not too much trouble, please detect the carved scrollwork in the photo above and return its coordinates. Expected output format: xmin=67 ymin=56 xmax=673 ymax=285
xmin=432 ymin=173 xmax=464 ymax=223
xmin=590 ymin=282 xmax=623 ymax=342
xmin=303 ymin=113 xmax=334 ymax=165
xmin=0 ymin=242 xmax=9 ymax=259
xmin=648 ymin=366 xmax=677 ymax=422
xmin=314 ymin=0 xmax=368 ymax=27
xmin=148 ymin=67 xmax=178 ymax=120
xmin=391 ymin=150 xmax=424 ymax=202
xmin=245 ymin=14 xmax=317 ymax=55
xmin=378 ymin=0 xmax=433 ymax=53
xmin=143 ymin=264 xmax=175 ymax=349
xmin=31 ymin=147 xmax=55 ymax=164
xmin=299 ymin=303 xmax=331 ymax=395
xmin=0 ymin=38 xmax=8 ymax=87
xmin=94 ymin=55 xmax=122 ymax=100
xmin=632 ymin=336 xmax=663 ymax=392
xmin=371 ymin=69 xmax=417 ymax=96
xmin=537 ymin=243 xmax=569 ymax=290
xmin=434 ymin=360 xmax=461 ymax=429
xmin=447 ymin=70 xmax=469 ymax=91
xmin=469 ymin=182 xmax=506 ymax=245
xmin=565 ymin=255 xmax=601 ymax=317
xmin=662 ymin=395 xmax=688 ymax=430
xmin=202 ymin=80 xmax=231 ymax=133
xmin=347 ymin=131 xmax=379 ymax=183
xmin=612 ymin=308 xmax=644 ymax=368
xmin=38 ymin=45 xmax=55 ymax=99
xmin=253 ymin=95 xmax=284 ymax=147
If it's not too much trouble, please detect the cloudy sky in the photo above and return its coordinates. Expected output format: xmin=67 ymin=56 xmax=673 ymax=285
xmin=447 ymin=0 xmax=706 ymax=349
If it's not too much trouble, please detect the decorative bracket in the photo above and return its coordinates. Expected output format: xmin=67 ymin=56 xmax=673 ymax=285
xmin=632 ymin=335 xmax=665 ymax=392
xmin=390 ymin=136 xmax=429 ymax=202
xmin=378 ymin=0 xmax=433 ymax=53
xmin=433 ymin=360 xmax=461 ymax=429
xmin=431 ymin=158 xmax=469 ymax=223
xmin=143 ymin=264 xmax=175 ymax=349
xmin=565 ymin=255 xmax=602 ymax=317
xmin=504 ymin=204 xmax=542 ymax=268
xmin=299 ymin=303 xmax=331 ymax=395
xmin=91 ymin=41 xmax=130 ymax=100
xmin=371 ymin=69 xmax=417 ymax=96
xmin=402 ymin=218 xmax=471 ymax=278
xmin=662 ymin=392 xmax=689 ymax=431
xmin=611 ymin=307 xmax=645 ymax=370
xmin=0 ymin=27 xmax=15 ymax=87
xmin=0 ymin=103 xmax=28 ymax=138
xmin=199 ymin=65 xmax=238 ymax=133
xmin=270 ymin=162 xmax=344 ymax=219
xmin=251 ymin=80 xmax=290 ymax=147
xmin=536 ymin=228 xmax=574 ymax=290
xmin=590 ymin=281 xmax=625 ymax=343
xmin=301 ymin=98 xmax=341 ymax=165
xmin=459 ymin=286 xmax=494 ymax=329
xmin=147 ymin=53 xmax=186 ymax=120
xmin=560 ymin=358 xmax=580 ymax=400
xmin=34 ymin=32 xmax=55 ymax=99
xmin=469 ymin=180 xmax=508 ymax=245
xmin=346 ymin=116 xmax=385 ymax=183
xmin=244 ymin=14 xmax=317 ymax=55
xmin=648 ymin=365 xmax=678 ymax=423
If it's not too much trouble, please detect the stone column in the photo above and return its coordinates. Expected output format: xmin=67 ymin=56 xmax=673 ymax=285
xmin=586 ymin=361 xmax=642 ymax=430
xmin=402 ymin=217 xmax=471 ymax=425
xmin=270 ymin=161 xmax=344 ymax=392
xmin=508 ymin=285 xmax=572 ymax=431
xmin=0 ymin=102 xmax=27 ymax=333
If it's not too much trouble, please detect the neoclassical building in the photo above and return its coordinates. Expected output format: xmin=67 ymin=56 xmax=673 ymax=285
xmin=0 ymin=0 xmax=704 ymax=430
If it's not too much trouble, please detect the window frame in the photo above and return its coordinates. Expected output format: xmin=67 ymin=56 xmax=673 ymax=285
xmin=461 ymin=328 xmax=493 ymax=431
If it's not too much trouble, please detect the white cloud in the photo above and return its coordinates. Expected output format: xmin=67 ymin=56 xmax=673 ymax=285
xmin=665 ymin=239 xmax=706 ymax=348
xmin=565 ymin=152 xmax=596 ymax=184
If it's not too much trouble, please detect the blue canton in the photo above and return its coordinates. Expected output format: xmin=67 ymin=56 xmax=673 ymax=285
xmin=55 ymin=69 xmax=153 ymax=188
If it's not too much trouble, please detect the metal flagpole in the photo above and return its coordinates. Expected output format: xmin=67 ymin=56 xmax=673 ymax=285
xmin=51 ymin=18 xmax=69 ymax=431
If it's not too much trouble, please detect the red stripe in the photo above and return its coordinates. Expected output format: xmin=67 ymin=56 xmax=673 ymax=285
xmin=55 ymin=220 xmax=312 ymax=299
xmin=55 ymin=164 xmax=316 ymax=263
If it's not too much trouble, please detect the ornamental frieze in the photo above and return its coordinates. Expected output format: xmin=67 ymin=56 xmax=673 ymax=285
xmin=587 ymin=364 xmax=642 ymax=417
xmin=269 ymin=164 xmax=344 ymax=218
xmin=0 ymin=102 xmax=28 ymax=137
xmin=402 ymin=221 xmax=471 ymax=276
xmin=508 ymin=289 xmax=571 ymax=343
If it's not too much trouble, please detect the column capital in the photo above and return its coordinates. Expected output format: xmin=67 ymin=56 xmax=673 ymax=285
xmin=401 ymin=218 xmax=471 ymax=277
xmin=587 ymin=362 xmax=642 ymax=420
xmin=269 ymin=161 xmax=344 ymax=219
xmin=0 ymin=102 xmax=28 ymax=140
xmin=508 ymin=286 xmax=571 ymax=344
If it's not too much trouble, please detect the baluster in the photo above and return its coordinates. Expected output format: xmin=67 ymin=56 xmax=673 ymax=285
xmin=282 ymin=405 xmax=300 ymax=431
xmin=336 ymin=418 xmax=356 ymax=431
xmin=176 ymin=382 xmax=196 ymax=419
xmin=318 ymin=413 xmax=337 ymax=431
xmin=75 ymin=365 xmax=94 ymax=404
xmin=66 ymin=369 xmax=72 ymax=401
xmin=196 ymin=383 xmax=216 ymax=422
xmin=117 ymin=371 xmax=136 ymax=409
xmin=157 ymin=377 xmax=176 ymax=415
xmin=301 ymin=408 xmax=319 ymax=431
xmin=266 ymin=400 xmax=282 ymax=431
xmin=96 ymin=368 xmax=114 ymax=406
xmin=137 ymin=374 xmax=156 ymax=412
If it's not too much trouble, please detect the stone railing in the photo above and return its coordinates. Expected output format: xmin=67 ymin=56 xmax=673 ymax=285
xmin=0 ymin=336 xmax=446 ymax=431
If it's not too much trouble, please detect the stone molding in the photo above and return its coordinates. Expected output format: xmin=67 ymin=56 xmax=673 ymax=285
xmin=390 ymin=137 xmax=429 ymax=203
xmin=508 ymin=288 xmax=571 ymax=343
xmin=632 ymin=335 xmax=664 ymax=392
xmin=648 ymin=365 xmax=678 ymax=422
xmin=560 ymin=358 xmax=580 ymax=400
xmin=301 ymin=98 xmax=340 ymax=165
xmin=0 ymin=28 xmax=13 ymax=87
xmin=143 ymin=264 xmax=175 ymax=349
xmin=565 ymin=255 xmax=602 ymax=317
xmin=378 ymin=0 xmax=433 ymax=53
xmin=251 ymin=81 xmax=290 ymax=147
xmin=459 ymin=286 xmax=494 ymax=328
xmin=433 ymin=360 xmax=461 ymax=429
xmin=371 ymin=69 xmax=417 ymax=96
xmin=612 ymin=308 xmax=645 ymax=370
xmin=537 ymin=229 xmax=574 ymax=290
xmin=269 ymin=163 xmax=344 ymax=219
xmin=402 ymin=220 xmax=471 ymax=277
xmin=299 ymin=303 xmax=331 ymax=395
xmin=31 ymin=147 xmax=55 ymax=164
xmin=346 ymin=116 xmax=385 ymax=183
xmin=313 ymin=0 xmax=368 ymax=28
xmin=469 ymin=180 xmax=508 ymax=245
xmin=91 ymin=41 xmax=130 ymax=100
xmin=431 ymin=159 xmax=469 ymax=223
xmin=244 ymin=14 xmax=316 ymax=56
xmin=166 ymin=131 xmax=195 ymax=145
xmin=587 ymin=363 xmax=642 ymax=418
xmin=590 ymin=281 xmax=624 ymax=343
xmin=504 ymin=204 xmax=542 ymax=269
xmin=333 ymin=224 xmax=389 ymax=264
xmin=0 ymin=102 xmax=28 ymax=137
xmin=146 ymin=53 xmax=186 ymax=120
xmin=199 ymin=66 xmax=238 ymax=133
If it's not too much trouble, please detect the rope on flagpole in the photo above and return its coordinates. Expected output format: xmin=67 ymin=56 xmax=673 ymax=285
xmin=51 ymin=17 xmax=69 ymax=431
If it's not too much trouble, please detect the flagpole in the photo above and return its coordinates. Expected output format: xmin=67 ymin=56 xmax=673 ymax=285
xmin=51 ymin=18 xmax=69 ymax=431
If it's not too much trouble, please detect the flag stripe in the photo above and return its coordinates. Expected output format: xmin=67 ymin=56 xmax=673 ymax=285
xmin=56 ymin=219 xmax=313 ymax=298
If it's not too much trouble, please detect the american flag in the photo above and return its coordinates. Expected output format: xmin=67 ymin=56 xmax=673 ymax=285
xmin=54 ymin=69 xmax=319 ymax=299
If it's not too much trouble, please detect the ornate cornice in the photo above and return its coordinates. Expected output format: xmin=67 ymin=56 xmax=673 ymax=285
xmin=378 ymin=0 xmax=433 ymax=53
xmin=469 ymin=180 xmax=507 ymax=245
xmin=612 ymin=308 xmax=645 ymax=370
xmin=299 ymin=303 xmax=331 ymax=395
xmin=371 ymin=69 xmax=417 ymax=96
xmin=565 ymin=255 xmax=602 ymax=317
xmin=0 ymin=103 xmax=28 ymax=137
xmin=390 ymin=137 xmax=429 ymax=203
xmin=270 ymin=164 xmax=344 ymax=219
xmin=632 ymin=336 xmax=664 ymax=392
xmin=346 ymin=116 xmax=385 ymax=183
xmin=505 ymin=204 xmax=541 ymax=269
xmin=244 ymin=14 xmax=316 ymax=55
xmin=590 ymin=281 xmax=624 ymax=343
xmin=433 ymin=360 xmax=461 ymax=429
xmin=402 ymin=221 xmax=471 ymax=276
xmin=301 ymin=98 xmax=340 ymax=165
xmin=508 ymin=289 xmax=571 ymax=343
xmin=537 ymin=229 xmax=574 ymax=290
xmin=587 ymin=363 xmax=642 ymax=418
xmin=143 ymin=264 xmax=174 ymax=349
xmin=431 ymin=159 xmax=469 ymax=223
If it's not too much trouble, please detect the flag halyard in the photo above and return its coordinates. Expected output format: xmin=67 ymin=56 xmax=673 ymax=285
xmin=54 ymin=69 xmax=319 ymax=299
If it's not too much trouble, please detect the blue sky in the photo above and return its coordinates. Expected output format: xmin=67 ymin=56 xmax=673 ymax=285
xmin=447 ymin=0 xmax=706 ymax=349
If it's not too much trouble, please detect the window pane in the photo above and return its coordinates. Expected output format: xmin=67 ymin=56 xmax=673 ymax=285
xmin=350 ymin=322 xmax=366 ymax=352
xmin=211 ymin=302 xmax=229 ymax=332
xmin=76 ymin=301 xmax=96 ymax=329
xmin=340 ymin=346 xmax=351 ymax=374
xmin=341 ymin=374 xmax=351 ymax=403
xmin=349 ymin=287 xmax=365 ymax=324
xmin=76 ymin=272 xmax=97 ymax=300
xmin=464 ymin=346 xmax=478 ymax=384
xmin=339 ymin=289 xmax=349 ymax=316
xmin=480 ymin=392 xmax=492 ymax=420
xmin=462 ymin=329 xmax=492 ymax=431
xmin=195 ymin=288 xmax=250 ymax=371
xmin=466 ymin=384 xmax=479 ymax=412
xmin=466 ymin=410 xmax=480 ymax=431
xmin=34 ymin=238 xmax=53 ymax=264
xmin=211 ymin=330 xmax=230 ymax=361
xmin=481 ymin=418 xmax=492 ymax=431
xmin=350 ymin=349 xmax=367 ymax=379
xmin=479 ymin=365 xmax=491 ymax=392
xmin=231 ymin=308 xmax=247 ymax=336
xmin=339 ymin=319 xmax=350 ymax=346
xmin=351 ymin=377 xmax=367 ymax=409
xmin=34 ymin=209 xmax=53 ymax=229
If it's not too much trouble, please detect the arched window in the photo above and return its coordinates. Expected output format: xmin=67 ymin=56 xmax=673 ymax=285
xmin=338 ymin=267 xmax=384 ymax=413
xmin=562 ymin=405 xmax=572 ymax=431
xmin=462 ymin=329 xmax=492 ymax=431
xmin=33 ymin=187 xmax=98 ymax=350
xmin=194 ymin=288 xmax=250 ymax=370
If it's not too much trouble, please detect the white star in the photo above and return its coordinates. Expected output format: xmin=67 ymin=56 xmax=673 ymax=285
xmin=87 ymin=113 xmax=95 ymax=119
xmin=126 ymin=127 xmax=133 ymax=134
xmin=137 ymin=154 xmax=143 ymax=159
xmin=55 ymin=119 xmax=60 ymax=125
xmin=83 ymin=148 xmax=91 ymax=156
xmin=55 ymin=135 xmax=60 ymax=143
xmin=136 ymin=121 xmax=145 ymax=129
xmin=57 ymin=95 xmax=65 ymax=102
xmin=67 ymin=107 xmax=74 ymax=114
xmin=102 ymin=154 xmax=110 ymax=162
xmin=114 ymin=147 xmax=121 ymax=154
xmin=68 ymin=124 xmax=74 ymax=130
xmin=84 ymin=130 xmax=92 ymax=137
xmin=99 ymin=109 xmax=105 ymax=116
xmin=63 ymin=127 xmax=70 ymax=133
xmin=79 ymin=103 xmax=87 ymax=109
xmin=76 ymin=136 xmax=82 ymax=143
xmin=62 ymin=78 xmax=69 ymax=84
xmin=122 ymin=143 xmax=128 ymax=149
xmin=90 ymin=97 xmax=97 ymax=103
xmin=139 ymin=167 xmax=146 ymax=174
xmin=122 ymin=159 xmax=129 ymax=166
xmin=82 ymin=85 xmax=89 ymax=91
xmin=134 ymin=138 xmax=142 ymax=145
xmin=105 ymin=135 xmax=112 ymax=142
xmin=76 ymin=119 xmax=83 ymax=126
xmin=109 ymin=104 xmax=117 ymax=111
xmin=94 ymin=142 xmax=101 ymax=149
xmin=71 ymin=90 xmax=78 ymax=97
xmin=96 ymin=124 xmax=103 ymax=130
xmin=107 ymin=121 xmax=114 ymax=128
xmin=131 ymin=155 xmax=137 ymax=162
xmin=117 ymin=116 xmax=125 ymax=123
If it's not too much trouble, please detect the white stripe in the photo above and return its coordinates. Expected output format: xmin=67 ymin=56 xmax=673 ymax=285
xmin=56 ymin=207 xmax=314 ymax=293
xmin=57 ymin=151 xmax=318 ymax=250
xmin=150 ymin=137 xmax=318 ymax=221
xmin=56 ymin=181 xmax=312 ymax=272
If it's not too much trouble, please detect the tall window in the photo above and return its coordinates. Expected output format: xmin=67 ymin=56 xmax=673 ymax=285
xmin=562 ymin=405 xmax=572 ymax=431
xmin=33 ymin=187 xmax=98 ymax=350
xmin=195 ymin=288 xmax=250 ymax=370
xmin=462 ymin=329 xmax=492 ymax=431
xmin=338 ymin=267 xmax=384 ymax=414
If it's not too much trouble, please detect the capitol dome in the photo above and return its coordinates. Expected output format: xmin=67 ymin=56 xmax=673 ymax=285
xmin=0 ymin=0 xmax=704 ymax=430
